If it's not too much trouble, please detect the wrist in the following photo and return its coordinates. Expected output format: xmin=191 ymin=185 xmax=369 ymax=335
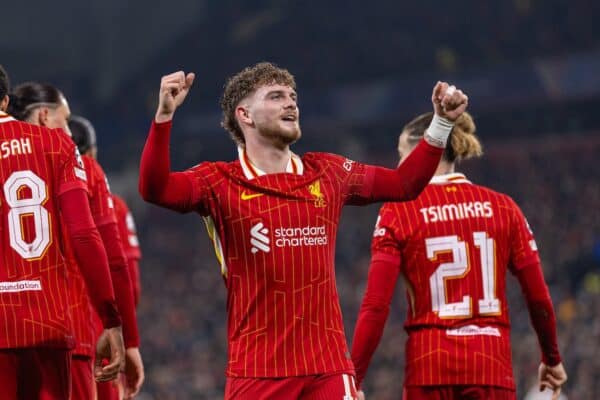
xmin=424 ymin=114 xmax=454 ymax=148
xmin=155 ymin=111 xmax=174 ymax=123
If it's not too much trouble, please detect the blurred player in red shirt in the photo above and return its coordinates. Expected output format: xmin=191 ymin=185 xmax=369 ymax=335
xmin=0 ymin=66 xmax=124 ymax=399
xmin=9 ymin=83 xmax=142 ymax=399
xmin=70 ymin=114 xmax=145 ymax=400
xmin=351 ymin=112 xmax=567 ymax=400
xmin=111 ymin=194 xmax=142 ymax=306
xmin=139 ymin=62 xmax=468 ymax=399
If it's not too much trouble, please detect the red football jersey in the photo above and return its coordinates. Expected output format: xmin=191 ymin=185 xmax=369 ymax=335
xmin=112 ymin=194 xmax=141 ymax=306
xmin=112 ymin=194 xmax=141 ymax=262
xmin=66 ymin=155 xmax=116 ymax=357
xmin=176 ymin=148 xmax=379 ymax=377
xmin=0 ymin=113 xmax=88 ymax=349
xmin=371 ymin=173 xmax=540 ymax=389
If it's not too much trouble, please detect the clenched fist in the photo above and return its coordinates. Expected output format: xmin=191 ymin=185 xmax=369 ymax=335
xmin=431 ymin=81 xmax=468 ymax=121
xmin=155 ymin=71 xmax=196 ymax=123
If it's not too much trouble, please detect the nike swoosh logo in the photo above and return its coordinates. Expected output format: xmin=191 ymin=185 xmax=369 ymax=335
xmin=241 ymin=191 xmax=264 ymax=200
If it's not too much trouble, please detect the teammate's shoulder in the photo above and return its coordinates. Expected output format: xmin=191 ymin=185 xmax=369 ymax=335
xmin=378 ymin=201 xmax=403 ymax=216
xmin=3 ymin=119 xmax=63 ymax=142
xmin=42 ymin=126 xmax=76 ymax=149
xmin=112 ymin=193 xmax=125 ymax=204
xmin=470 ymin=183 xmax=519 ymax=208
xmin=111 ymin=193 xmax=127 ymax=212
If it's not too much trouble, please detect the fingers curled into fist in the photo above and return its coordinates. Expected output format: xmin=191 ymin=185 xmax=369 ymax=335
xmin=431 ymin=81 xmax=469 ymax=122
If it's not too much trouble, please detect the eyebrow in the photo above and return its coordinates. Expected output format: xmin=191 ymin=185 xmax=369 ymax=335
xmin=265 ymin=90 xmax=297 ymax=98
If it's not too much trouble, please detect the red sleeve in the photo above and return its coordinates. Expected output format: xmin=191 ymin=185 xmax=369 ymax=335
xmin=59 ymin=188 xmax=121 ymax=329
xmin=360 ymin=139 xmax=443 ymax=202
xmin=351 ymin=254 xmax=401 ymax=389
xmin=139 ymin=120 xmax=195 ymax=211
xmin=128 ymin=258 xmax=141 ymax=307
xmin=508 ymin=198 xmax=541 ymax=272
xmin=515 ymin=263 xmax=561 ymax=366
xmin=52 ymin=128 xmax=88 ymax=196
xmin=98 ymin=222 xmax=140 ymax=348
xmin=85 ymin=157 xmax=117 ymax=227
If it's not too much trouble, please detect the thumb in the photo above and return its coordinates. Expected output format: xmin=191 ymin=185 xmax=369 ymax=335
xmin=184 ymin=73 xmax=195 ymax=89
xmin=94 ymin=356 xmax=104 ymax=377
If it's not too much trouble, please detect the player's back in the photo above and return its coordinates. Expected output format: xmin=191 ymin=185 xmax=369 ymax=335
xmin=374 ymin=173 xmax=538 ymax=388
xmin=0 ymin=114 xmax=85 ymax=349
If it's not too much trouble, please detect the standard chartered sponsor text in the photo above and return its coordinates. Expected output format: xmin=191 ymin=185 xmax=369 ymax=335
xmin=274 ymin=225 xmax=328 ymax=247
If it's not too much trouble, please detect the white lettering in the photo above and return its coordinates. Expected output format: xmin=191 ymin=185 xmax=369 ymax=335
xmin=0 ymin=138 xmax=32 ymax=159
xmin=420 ymin=202 xmax=494 ymax=223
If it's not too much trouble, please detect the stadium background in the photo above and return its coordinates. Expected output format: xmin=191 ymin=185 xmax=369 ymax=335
xmin=2 ymin=1 xmax=599 ymax=398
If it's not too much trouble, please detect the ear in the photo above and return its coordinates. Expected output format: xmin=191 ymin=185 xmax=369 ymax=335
xmin=37 ymin=107 xmax=50 ymax=127
xmin=235 ymin=104 xmax=253 ymax=127
xmin=0 ymin=95 xmax=8 ymax=112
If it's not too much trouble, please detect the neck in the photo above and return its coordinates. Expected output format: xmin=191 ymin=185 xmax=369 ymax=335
xmin=244 ymin=136 xmax=292 ymax=174
xmin=434 ymin=160 xmax=454 ymax=176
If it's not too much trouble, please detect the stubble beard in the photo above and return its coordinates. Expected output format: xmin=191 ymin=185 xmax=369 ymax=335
xmin=259 ymin=122 xmax=302 ymax=147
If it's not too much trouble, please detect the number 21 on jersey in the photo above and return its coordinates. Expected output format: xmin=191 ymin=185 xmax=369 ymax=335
xmin=427 ymin=232 xmax=500 ymax=318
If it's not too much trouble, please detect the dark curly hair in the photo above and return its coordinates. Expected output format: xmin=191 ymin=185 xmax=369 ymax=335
xmin=220 ymin=62 xmax=296 ymax=146
xmin=7 ymin=82 xmax=64 ymax=122
xmin=0 ymin=65 xmax=9 ymax=100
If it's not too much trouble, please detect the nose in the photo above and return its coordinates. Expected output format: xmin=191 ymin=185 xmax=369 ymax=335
xmin=284 ymin=94 xmax=297 ymax=109
xmin=284 ymin=99 xmax=297 ymax=110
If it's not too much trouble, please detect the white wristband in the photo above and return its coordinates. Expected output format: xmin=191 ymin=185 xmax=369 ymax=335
xmin=425 ymin=114 xmax=454 ymax=148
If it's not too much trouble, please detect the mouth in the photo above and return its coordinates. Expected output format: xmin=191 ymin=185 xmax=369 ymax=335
xmin=281 ymin=114 xmax=297 ymax=122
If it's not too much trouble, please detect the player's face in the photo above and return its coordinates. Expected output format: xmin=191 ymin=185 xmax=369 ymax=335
xmin=45 ymin=96 xmax=72 ymax=136
xmin=246 ymin=84 xmax=301 ymax=145
xmin=397 ymin=130 xmax=416 ymax=166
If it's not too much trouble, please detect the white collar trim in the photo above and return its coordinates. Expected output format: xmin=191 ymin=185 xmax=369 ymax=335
xmin=0 ymin=113 xmax=15 ymax=124
xmin=430 ymin=173 xmax=471 ymax=184
xmin=238 ymin=147 xmax=303 ymax=180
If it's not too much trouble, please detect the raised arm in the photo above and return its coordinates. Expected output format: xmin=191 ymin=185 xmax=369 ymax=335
xmin=139 ymin=71 xmax=196 ymax=211
xmin=362 ymin=82 xmax=469 ymax=202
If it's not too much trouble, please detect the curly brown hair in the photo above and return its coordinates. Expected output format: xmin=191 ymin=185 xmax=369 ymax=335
xmin=220 ymin=62 xmax=296 ymax=146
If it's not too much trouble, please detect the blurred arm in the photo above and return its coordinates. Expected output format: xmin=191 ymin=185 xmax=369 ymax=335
xmin=59 ymin=188 xmax=121 ymax=329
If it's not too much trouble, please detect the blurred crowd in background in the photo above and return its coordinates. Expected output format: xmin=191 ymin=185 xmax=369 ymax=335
xmin=2 ymin=0 xmax=599 ymax=399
